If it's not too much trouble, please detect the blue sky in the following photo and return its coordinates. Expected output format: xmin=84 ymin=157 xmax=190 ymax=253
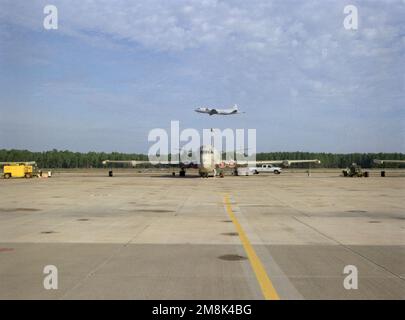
xmin=0 ymin=0 xmax=404 ymax=153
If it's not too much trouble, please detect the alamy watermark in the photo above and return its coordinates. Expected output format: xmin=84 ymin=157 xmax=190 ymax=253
xmin=343 ymin=265 xmax=358 ymax=290
xmin=43 ymin=5 xmax=58 ymax=30
xmin=148 ymin=121 xmax=256 ymax=165
xmin=43 ymin=265 xmax=58 ymax=290
xmin=343 ymin=5 xmax=359 ymax=30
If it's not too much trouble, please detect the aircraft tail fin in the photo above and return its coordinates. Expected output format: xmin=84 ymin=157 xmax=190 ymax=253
xmin=233 ymin=104 xmax=238 ymax=110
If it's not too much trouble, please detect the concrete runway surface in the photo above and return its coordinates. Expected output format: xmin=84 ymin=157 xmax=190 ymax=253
xmin=0 ymin=170 xmax=404 ymax=299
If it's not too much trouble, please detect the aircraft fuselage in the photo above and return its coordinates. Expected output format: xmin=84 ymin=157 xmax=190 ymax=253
xmin=195 ymin=105 xmax=240 ymax=116
xmin=198 ymin=145 xmax=221 ymax=177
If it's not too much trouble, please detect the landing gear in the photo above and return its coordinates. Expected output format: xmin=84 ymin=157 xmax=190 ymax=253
xmin=179 ymin=169 xmax=186 ymax=177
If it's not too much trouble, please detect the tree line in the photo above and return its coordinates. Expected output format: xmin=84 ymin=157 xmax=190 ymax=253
xmin=0 ymin=149 xmax=404 ymax=168
xmin=0 ymin=149 xmax=147 ymax=169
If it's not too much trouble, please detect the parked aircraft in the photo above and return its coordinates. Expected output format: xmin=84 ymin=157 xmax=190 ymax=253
xmin=102 ymin=145 xmax=320 ymax=178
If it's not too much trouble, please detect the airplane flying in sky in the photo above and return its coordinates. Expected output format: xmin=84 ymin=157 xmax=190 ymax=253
xmin=195 ymin=104 xmax=243 ymax=116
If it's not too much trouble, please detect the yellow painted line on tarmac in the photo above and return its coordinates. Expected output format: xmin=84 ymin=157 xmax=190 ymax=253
xmin=223 ymin=195 xmax=280 ymax=300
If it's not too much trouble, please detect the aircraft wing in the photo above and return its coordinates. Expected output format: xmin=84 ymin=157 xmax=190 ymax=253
xmin=373 ymin=159 xmax=405 ymax=165
xmin=218 ymin=159 xmax=320 ymax=167
xmin=255 ymin=159 xmax=321 ymax=166
xmin=101 ymin=160 xmax=197 ymax=168
xmin=102 ymin=160 xmax=159 ymax=167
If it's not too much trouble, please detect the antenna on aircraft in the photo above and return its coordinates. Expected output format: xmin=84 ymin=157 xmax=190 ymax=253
xmin=210 ymin=128 xmax=214 ymax=148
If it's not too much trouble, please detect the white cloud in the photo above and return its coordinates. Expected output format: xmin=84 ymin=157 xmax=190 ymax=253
xmin=1 ymin=0 xmax=404 ymax=57
xmin=0 ymin=0 xmax=404 ymax=152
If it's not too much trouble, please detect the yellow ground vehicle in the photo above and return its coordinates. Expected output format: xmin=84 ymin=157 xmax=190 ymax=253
xmin=1 ymin=162 xmax=38 ymax=179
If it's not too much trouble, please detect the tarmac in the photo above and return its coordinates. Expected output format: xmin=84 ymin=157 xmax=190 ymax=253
xmin=0 ymin=169 xmax=404 ymax=299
